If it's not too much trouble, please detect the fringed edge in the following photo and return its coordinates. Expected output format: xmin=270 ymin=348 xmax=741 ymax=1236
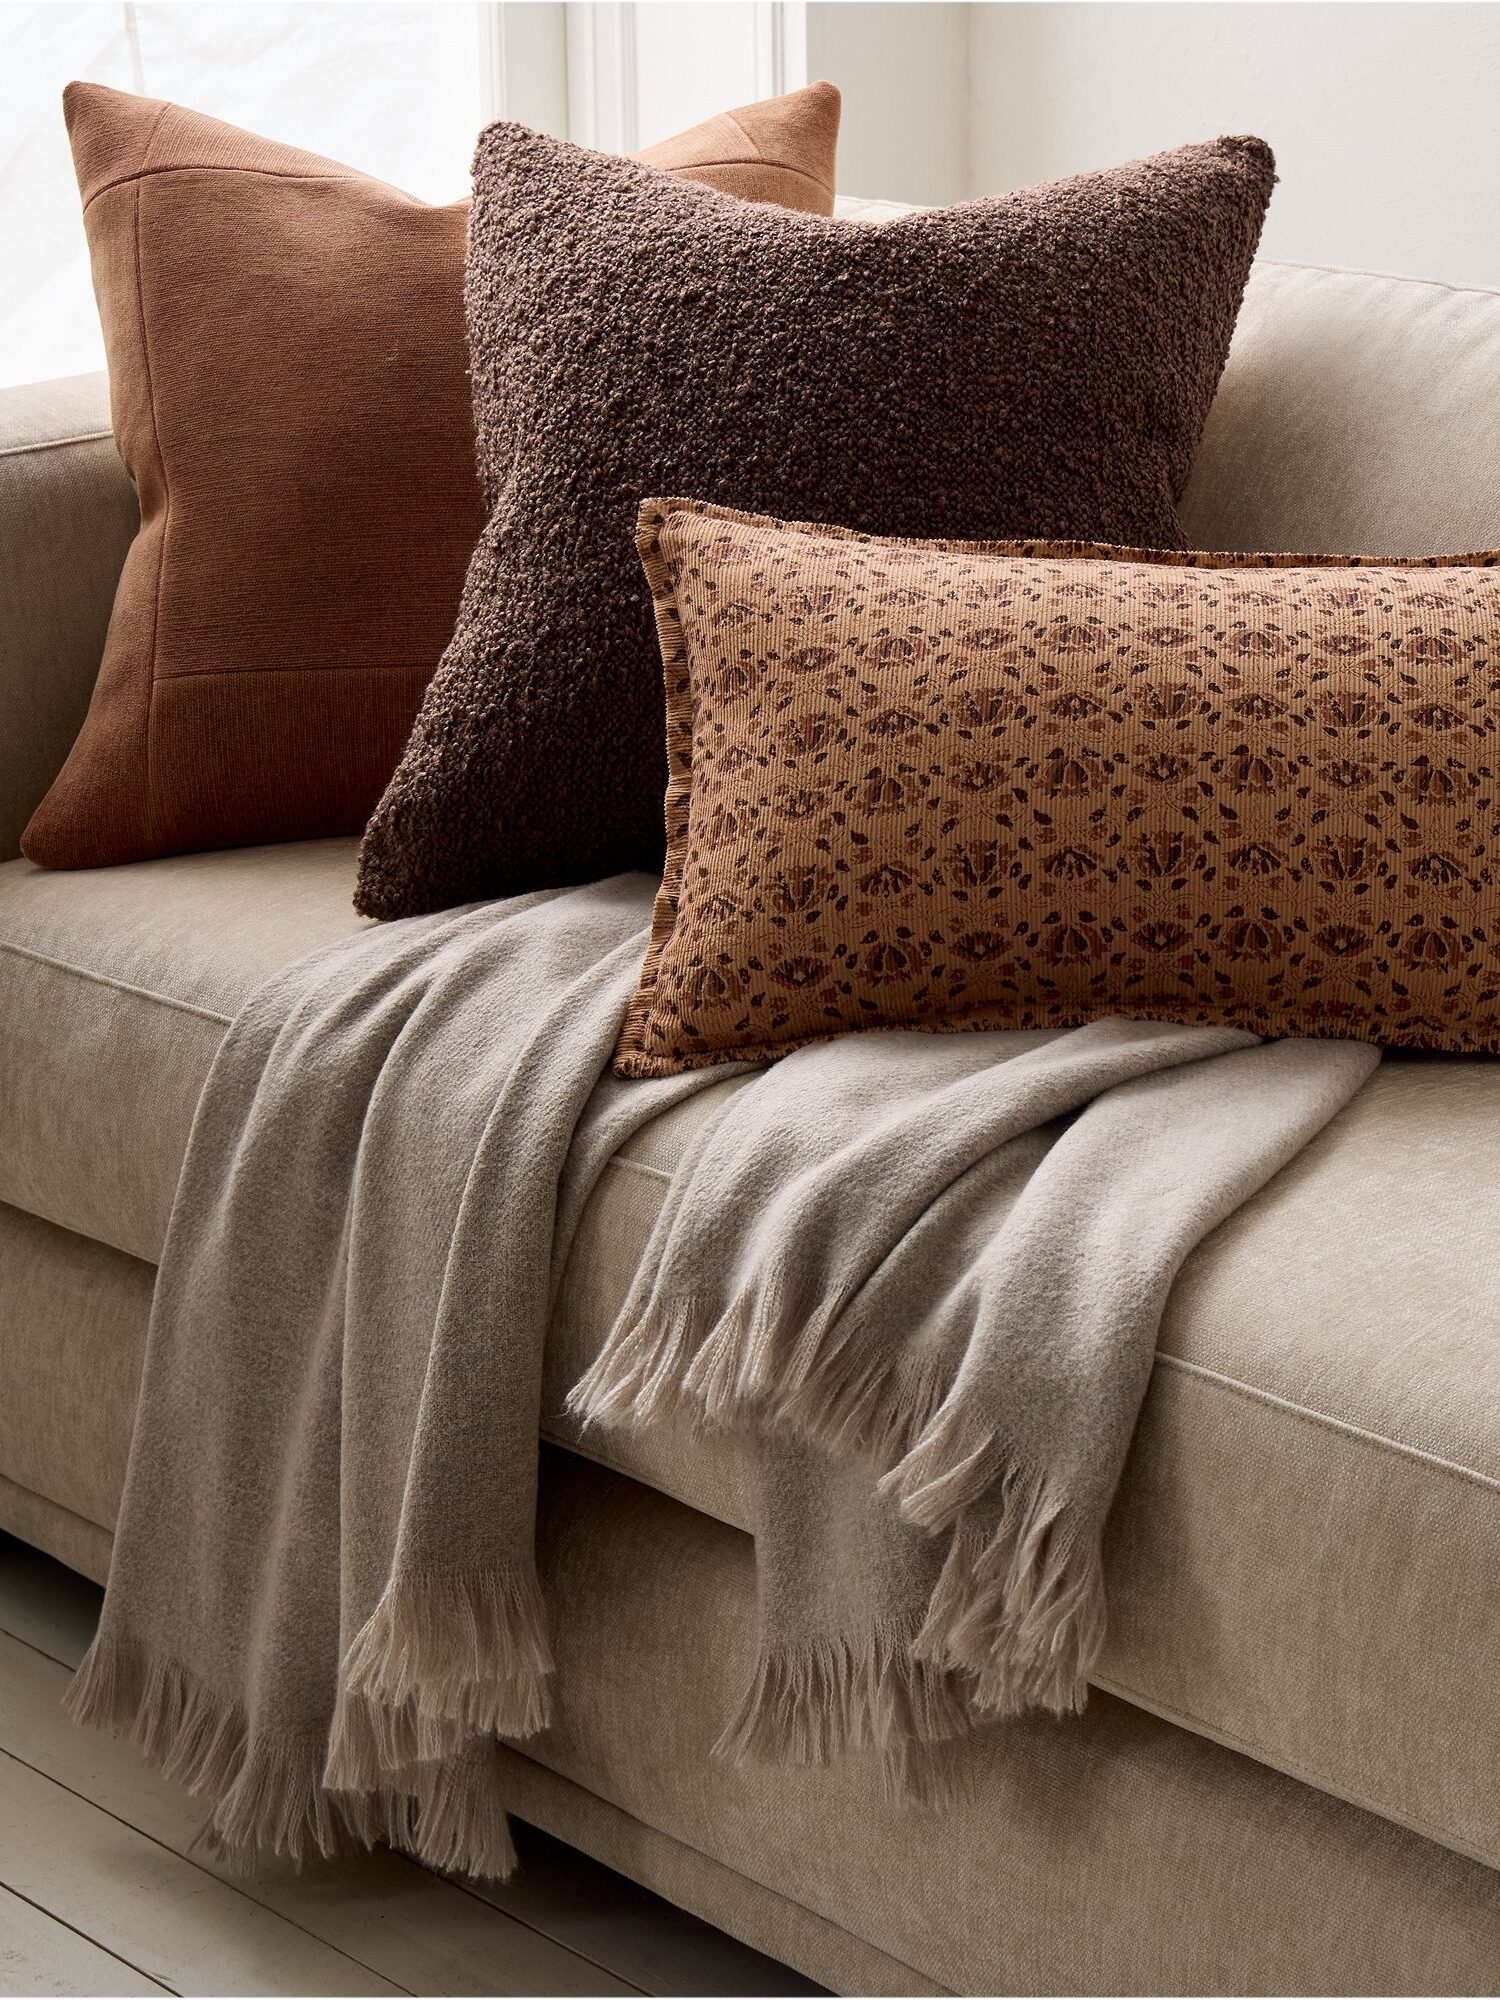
xmin=575 ymin=1292 xmax=1108 ymax=1727
xmin=714 ymin=1622 xmax=974 ymax=1804
xmin=68 ymin=1629 xmax=526 ymax=1882
xmin=394 ymin=1751 xmax=518 ymax=1881
xmin=572 ymin=1287 xmax=956 ymax=1473
xmin=339 ymin=1563 xmax=554 ymax=1741
xmin=67 ymin=1634 xmax=377 ymax=1868
xmin=567 ymin=1295 xmax=709 ymax=1428
xmin=729 ymin=1312 xmax=954 ymax=1468
xmin=883 ymin=1399 xmax=1107 ymax=1717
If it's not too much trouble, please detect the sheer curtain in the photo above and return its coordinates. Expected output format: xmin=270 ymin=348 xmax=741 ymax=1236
xmin=2 ymin=1 xmax=488 ymax=388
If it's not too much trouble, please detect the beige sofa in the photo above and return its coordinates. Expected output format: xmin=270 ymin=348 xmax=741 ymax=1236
xmin=3 ymin=254 xmax=1500 ymax=1995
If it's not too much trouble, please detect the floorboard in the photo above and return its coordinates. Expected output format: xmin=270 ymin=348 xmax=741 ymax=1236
xmin=0 ymin=1748 xmax=402 ymax=1997
xmin=0 ymin=1533 xmax=820 ymax=1996
xmin=0 ymin=1627 xmax=635 ymax=1997
xmin=476 ymin=1827 xmax=822 ymax=1998
xmin=0 ymin=1883 xmax=169 ymax=1997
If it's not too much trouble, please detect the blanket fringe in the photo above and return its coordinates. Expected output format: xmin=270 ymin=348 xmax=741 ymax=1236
xmin=68 ymin=1624 xmax=526 ymax=1881
xmin=883 ymin=1400 xmax=1106 ymax=1715
xmin=567 ymin=1296 xmax=709 ymax=1428
xmin=397 ymin=1752 xmax=518 ymax=1881
xmin=68 ymin=1634 xmax=383 ymax=1866
xmin=571 ymin=1290 xmax=954 ymax=1472
xmin=715 ymin=1623 xmax=973 ymax=1804
xmin=576 ymin=1296 xmax=1107 ymax=1718
xmin=339 ymin=1563 xmax=554 ymax=1741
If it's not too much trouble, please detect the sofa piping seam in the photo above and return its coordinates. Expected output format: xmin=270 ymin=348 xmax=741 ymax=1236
xmin=1154 ymin=1351 xmax=1500 ymax=1496
xmin=0 ymin=937 xmax=231 ymax=1026
xmin=509 ymin=1744 xmax=950 ymax=1993
xmin=0 ymin=430 xmax=113 ymax=460
xmin=1089 ymin=1670 xmax=1497 ymax=1870
xmin=1262 ymin=255 xmax=1500 ymax=301
xmin=0 ymin=1470 xmax=115 ymax=1546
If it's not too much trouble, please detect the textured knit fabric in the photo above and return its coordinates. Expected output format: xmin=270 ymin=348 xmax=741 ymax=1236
xmin=573 ymin=1012 xmax=1376 ymax=1782
xmin=69 ymin=879 xmax=1369 ymax=1869
xmin=617 ymin=499 xmax=1500 ymax=1072
xmin=354 ymin=132 xmax=1275 ymax=917
xmin=22 ymin=82 xmax=840 ymax=870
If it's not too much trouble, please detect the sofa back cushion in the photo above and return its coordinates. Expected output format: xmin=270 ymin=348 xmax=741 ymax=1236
xmin=1180 ymin=261 xmax=1500 ymax=557
xmin=21 ymin=82 xmax=841 ymax=871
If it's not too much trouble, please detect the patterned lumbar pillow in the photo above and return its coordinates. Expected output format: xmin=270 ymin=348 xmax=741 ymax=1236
xmin=354 ymin=132 xmax=1276 ymax=917
xmin=614 ymin=499 xmax=1500 ymax=1076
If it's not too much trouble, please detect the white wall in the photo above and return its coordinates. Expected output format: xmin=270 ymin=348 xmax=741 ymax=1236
xmin=806 ymin=2 xmax=969 ymax=204
xmin=965 ymin=3 xmax=1500 ymax=286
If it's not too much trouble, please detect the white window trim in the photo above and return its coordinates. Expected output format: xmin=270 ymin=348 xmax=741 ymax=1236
xmin=482 ymin=2 xmax=808 ymax=147
xmin=565 ymin=2 xmax=639 ymax=152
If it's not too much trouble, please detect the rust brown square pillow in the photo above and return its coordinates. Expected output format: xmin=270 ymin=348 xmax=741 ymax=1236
xmin=615 ymin=499 xmax=1500 ymax=1076
xmin=354 ymin=133 xmax=1275 ymax=917
xmin=22 ymin=82 xmax=840 ymax=869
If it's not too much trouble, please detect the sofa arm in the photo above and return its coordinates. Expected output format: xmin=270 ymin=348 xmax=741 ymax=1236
xmin=0 ymin=375 xmax=137 ymax=862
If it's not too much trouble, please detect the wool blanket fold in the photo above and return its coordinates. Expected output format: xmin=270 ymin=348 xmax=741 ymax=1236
xmin=70 ymin=876 xmax=1378 ymax=1874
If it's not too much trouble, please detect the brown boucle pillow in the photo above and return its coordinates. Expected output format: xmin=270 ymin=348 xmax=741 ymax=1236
xmin=354 ymin=131 xmax=1277 ymax=917
xmin=614 ymin=499 xmax=1500 ymax=1076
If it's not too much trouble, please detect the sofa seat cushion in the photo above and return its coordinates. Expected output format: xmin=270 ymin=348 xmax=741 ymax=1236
xmin=554 ymin=1053 xmax=1500 ymax=1879
xmin=3 ymin=840 xmax=1499 ymax=1876
xmin=0 ymin=841 xmax=368 ymax=1258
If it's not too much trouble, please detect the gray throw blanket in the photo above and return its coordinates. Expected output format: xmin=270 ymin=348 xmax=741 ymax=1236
xmin=70 ymin=876 xmax=1377 ymax=1874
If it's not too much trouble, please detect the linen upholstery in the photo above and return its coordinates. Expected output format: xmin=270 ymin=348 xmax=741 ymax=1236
xmin=0 ymin=1202 xmax=150 ymax=1538
xmin=2 ymin=840 xmax=1497 ymax=1874
xmin=521 ymin=1454 xmax=1500 ymax=1997
xmin=0 ymin=841 xmax=367 ymax=1260
xmin=0 ymin=375 xmax=137 ymax=861
xmin=1181 ymin=261 xmax=1500 ymax=556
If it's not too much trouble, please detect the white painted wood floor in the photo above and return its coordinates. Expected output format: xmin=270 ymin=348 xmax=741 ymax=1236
xmin=0 ymin=1534 xmax=820 ymax=1998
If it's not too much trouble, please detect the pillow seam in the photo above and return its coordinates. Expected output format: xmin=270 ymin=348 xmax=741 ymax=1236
xmin=134 ymin=102 xmax=172 ymax=857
